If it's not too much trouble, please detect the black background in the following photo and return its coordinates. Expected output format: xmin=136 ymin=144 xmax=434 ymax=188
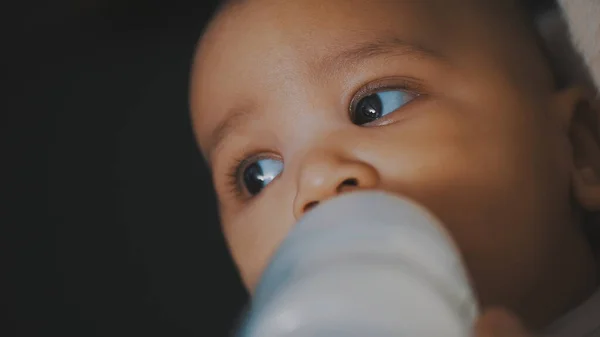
xmin=7 ymin=0 xmax=556 ymax=336
xmin=8 ymin=1 xmax=246 ymax=336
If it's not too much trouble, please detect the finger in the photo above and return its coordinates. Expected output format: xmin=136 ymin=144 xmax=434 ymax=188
xmin=475 ymin=309 xmax=533 ymax=337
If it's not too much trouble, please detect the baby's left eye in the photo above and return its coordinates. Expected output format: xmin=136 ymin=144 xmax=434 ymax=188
xmin=350 ymin=89 xmax=416 ymax=125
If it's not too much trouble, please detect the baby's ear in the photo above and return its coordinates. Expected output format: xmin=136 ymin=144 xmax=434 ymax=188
xmin=562 ymin=87 xmax=600 ymax=211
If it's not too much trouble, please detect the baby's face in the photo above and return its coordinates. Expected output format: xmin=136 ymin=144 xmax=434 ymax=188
xmin=191 ymin=0 xmax=598 ymax=328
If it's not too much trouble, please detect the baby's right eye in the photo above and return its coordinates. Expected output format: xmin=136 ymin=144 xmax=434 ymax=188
xmin=238 ymin=157 xmax=284 ymax=196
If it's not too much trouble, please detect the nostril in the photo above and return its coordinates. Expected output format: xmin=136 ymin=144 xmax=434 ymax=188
xmin=303 ymin=201 xmax=319 ymax=213
xmin=342 ymin=178 xmax=358 ymax=187
xmin=301 ymin=179 xmax=360 ymax=215
xmin=336 ymin=178 xmax=359 ymax=193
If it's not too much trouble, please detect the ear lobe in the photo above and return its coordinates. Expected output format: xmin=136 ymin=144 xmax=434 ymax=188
xmin=569 ymin=92 xmax=600 ymax=211
xmin=573 ymin=166 xmax=600 ymax=212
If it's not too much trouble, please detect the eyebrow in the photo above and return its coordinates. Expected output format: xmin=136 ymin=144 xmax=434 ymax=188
xmin=206 ymin=36 xmax=444 ymax=160
xmin=316 ymin=35 xmax=445 ymax=76
xmin=206 ymin=105 xmax=255 ymax=162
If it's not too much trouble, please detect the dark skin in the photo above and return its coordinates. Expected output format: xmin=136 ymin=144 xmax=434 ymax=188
xmin=190 ymin=0 xmax=600 ymax=334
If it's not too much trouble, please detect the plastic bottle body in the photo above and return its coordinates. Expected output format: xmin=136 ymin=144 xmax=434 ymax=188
xmin=238 ymin=191 xmax=479 ymax=337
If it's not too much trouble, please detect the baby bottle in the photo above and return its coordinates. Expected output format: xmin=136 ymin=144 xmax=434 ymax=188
xmin=237 ymin=191 xmax=479 ymax=337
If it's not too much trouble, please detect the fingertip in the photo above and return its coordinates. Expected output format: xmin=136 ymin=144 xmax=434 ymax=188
xmin=475 ymin=309 xmax=529 ymax=337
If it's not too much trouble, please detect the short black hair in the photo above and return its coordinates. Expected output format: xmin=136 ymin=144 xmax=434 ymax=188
xmin=523 ymin=0 xmax=557 ymax=15
xmin=210 ymin=0 xmax=557 ymax=20
xmin=203 ymin=0 xmax=558 ymax=43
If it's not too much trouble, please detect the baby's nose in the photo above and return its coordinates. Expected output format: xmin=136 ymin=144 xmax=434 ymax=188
xmin=292 ymin=153 xmax=379 ymax=219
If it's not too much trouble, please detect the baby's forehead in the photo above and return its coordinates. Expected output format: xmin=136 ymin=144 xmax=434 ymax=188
xmin=195 ymin=0 xmax=528 ymax=86
xmin=191 ymin=0 xmax=540 ymax=156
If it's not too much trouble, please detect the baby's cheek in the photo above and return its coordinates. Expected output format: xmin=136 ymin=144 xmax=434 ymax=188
xmin=221 ymin=194 xmax=296 ymax=292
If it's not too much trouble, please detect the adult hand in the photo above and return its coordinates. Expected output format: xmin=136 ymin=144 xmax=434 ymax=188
xmin=475 ymin=309 xmax=536 ymax=337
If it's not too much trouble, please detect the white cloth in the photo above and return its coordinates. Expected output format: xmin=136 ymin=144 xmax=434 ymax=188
xmin=557 ymin=0 xmax=600 ymax=92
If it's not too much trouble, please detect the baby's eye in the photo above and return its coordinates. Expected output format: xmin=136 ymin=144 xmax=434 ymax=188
xmin=351 ymin=89 xmax=415 ymax=125
xmin=240 ymin=157 xmax=284 ymax=196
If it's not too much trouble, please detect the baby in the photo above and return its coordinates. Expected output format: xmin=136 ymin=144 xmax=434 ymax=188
xmin=189 ymin=0 xmax=600 ymax=335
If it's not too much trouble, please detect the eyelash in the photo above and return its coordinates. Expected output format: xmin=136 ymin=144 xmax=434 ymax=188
xmin=225 ymin=77 xmax=427 ymax=200
xmin=226 ymin=153 xmax=251 ymax=199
